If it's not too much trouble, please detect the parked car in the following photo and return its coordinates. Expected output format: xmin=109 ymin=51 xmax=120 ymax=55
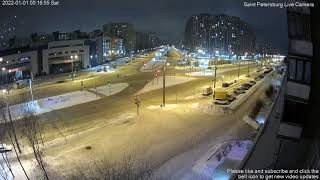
xmin=96 ymin=69 xmax=103 ymax=72
xmin=202 ymin=87 xmax=213 ymax=96
xmin=0 ymin=144 xmax=12 ymax=153
xmin=255 ymin=77 xmax=262 ymax=81
xmin=222 ymin=82 xmax=230 ymax=88
xmin=214 ymin=99 xmax=230 ymax=105
xmin=241 ymin=86 xmax=250 ymax=90
xmin=226 ymin=94 xmax=236 ymax=102
xmin=248 ymin=81 xmax=256 ymax=85
xmin=242 ymin=83 xmax=253 ymax=88
xmin=234 ymin=88 xmax=246 ymax=95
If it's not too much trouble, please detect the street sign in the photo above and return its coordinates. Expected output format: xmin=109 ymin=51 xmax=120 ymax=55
xmin=15 ymin=70 xmax=22 ymax=80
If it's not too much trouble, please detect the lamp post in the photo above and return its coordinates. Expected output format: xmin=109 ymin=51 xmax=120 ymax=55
xmin=1 ymin=67 xmax=8 ymax=90
xmin=70 ymin=55 xmax=78 ymax=81
xmin=162 ymin=61 xmax=170 ymax=107
xmin=70 ymin=55 xmax=74 ymax=81
xmin=238 ymin=58 xmax=240 ymax=79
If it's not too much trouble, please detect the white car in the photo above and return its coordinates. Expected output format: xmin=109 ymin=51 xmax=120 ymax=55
xmin=0 ymin=144 xmax=12 ymax=153
xmin=214 ymin=99 xmax=230 ymax=105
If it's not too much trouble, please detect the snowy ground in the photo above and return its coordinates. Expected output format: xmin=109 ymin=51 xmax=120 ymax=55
xmin=188 ymin=69 xmax=214 ymax=76
xmin=0 ymin=153 xmax=36 ymax=180
xmin=136 ymin=76 xmax=196 ymax=95
xmin=140 ymin=59 xmax=164 ymax=72
xmin=0 ymin=83 xmax=128 ymax=122
xmin=194 ymin=140 xmax=252 ymax=180
xmin=153 ymin=139 xmax=252 ymax=180
xmin=88 ymin=83 xmax=128 ymax=96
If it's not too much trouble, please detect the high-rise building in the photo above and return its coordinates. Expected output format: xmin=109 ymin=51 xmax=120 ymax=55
xmin=256 ymin=41 xmax=277 ymax=57
xmin=135 ymin=32 xmax=160 ymax=51
xmin=103 ymin=23 xmax=136 ymax=54
xmin=184 ymin=14 xmax=255 ymax=56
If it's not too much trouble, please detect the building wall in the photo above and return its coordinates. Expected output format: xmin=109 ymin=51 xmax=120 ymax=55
xmin=42 ymin=40 xmax=90 ymax=74
xmin=0 ymin=50 xmax=39 ymax=80
xmin=103 ymin=23 xmax=136 ymax=54
xmin=184 ymin=14 xmax=255 ymax=56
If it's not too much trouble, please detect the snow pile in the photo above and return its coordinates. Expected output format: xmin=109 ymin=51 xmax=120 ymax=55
xmin=192 ymin=140 xmax=252 ymax=179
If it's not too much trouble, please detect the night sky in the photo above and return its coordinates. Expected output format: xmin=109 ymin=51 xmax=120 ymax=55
xmin=0 ymin=0 xmax=288 ymax=53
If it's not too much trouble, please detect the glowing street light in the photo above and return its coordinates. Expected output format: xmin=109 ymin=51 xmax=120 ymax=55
xmin=70 ymin=55 xmax=78 ymax=81
xmin=198 ymin=49 xmax=204 ymax=54
xmin=0 ymin=57 xmax=3 ymax=62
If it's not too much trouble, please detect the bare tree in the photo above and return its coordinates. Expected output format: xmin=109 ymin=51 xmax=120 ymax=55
xmin=69 ymin=154 xmax=155 ymax=180
xmin=0 ymin=97 xmax=30 ymax=180
xmin=0 ymin=122 xmax=12 ymax=180
xmin=21 ymin=105 xmax=49 ymax=180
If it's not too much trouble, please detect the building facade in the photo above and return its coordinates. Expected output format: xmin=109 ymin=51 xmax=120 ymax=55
xmin=0 ymin=47 xmax=44 ymax=83
xmin=42 ymin=40 xmax=91 ymax=74
xmin=135 ymin=32 xmax=160 ymax=51
xmin=103 ymin=23 xmax=136 ymax=54
xmin=184 ymin=14 xmax=255 ymax=56
xmin=238 ymin=1 xmax=320 ymax=172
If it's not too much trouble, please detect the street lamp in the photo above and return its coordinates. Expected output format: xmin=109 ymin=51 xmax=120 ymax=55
xmin=162 ymin=59 xmax=168 ymax=107
xmin=213 ymin=63 xmax=217 ymax=100
xmin=1 ymin=67 xmax=7 ymax=87
xmin=245 ymin=52 xmax=250 ymax=77
xmin=70 ymin=55 xmax=78 ymax=81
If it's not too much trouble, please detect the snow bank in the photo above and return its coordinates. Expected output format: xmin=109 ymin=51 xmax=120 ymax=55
xmin=193 ymin=140 xmax=252 ymax=179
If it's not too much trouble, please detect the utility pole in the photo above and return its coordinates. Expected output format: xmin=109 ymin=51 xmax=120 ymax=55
xmin=71 ymin=58 xmax=74 ymax=81
xmin=247 ymin=60 xmax=250 ymax=77
xmin=71 ymin=55 xmax=74 ymax=81
xmin=213 ymin=63 xmax=217 ymax=99
xmin=162 ymin=60 xmax=166 ymax=107
xmin=238 ymin=58 xmax=240 ymax=79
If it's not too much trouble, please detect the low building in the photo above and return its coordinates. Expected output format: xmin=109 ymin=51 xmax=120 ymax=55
xmin=42 ymin=40 xmax=91 ymax=74
xmin=0 ymin=46 xmax=45 ymax=83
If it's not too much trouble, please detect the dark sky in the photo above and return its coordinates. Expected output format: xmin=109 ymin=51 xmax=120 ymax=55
xmin=0 ymin=0 xmax=288 ymax=53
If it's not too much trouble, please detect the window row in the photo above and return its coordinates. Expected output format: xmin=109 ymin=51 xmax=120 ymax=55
xmin=288 ymin=57 xmax=311 ymax=84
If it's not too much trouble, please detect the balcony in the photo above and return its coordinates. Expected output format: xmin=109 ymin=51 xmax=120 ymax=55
xmin=232 ymin=78 xmax=319 ymax=179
